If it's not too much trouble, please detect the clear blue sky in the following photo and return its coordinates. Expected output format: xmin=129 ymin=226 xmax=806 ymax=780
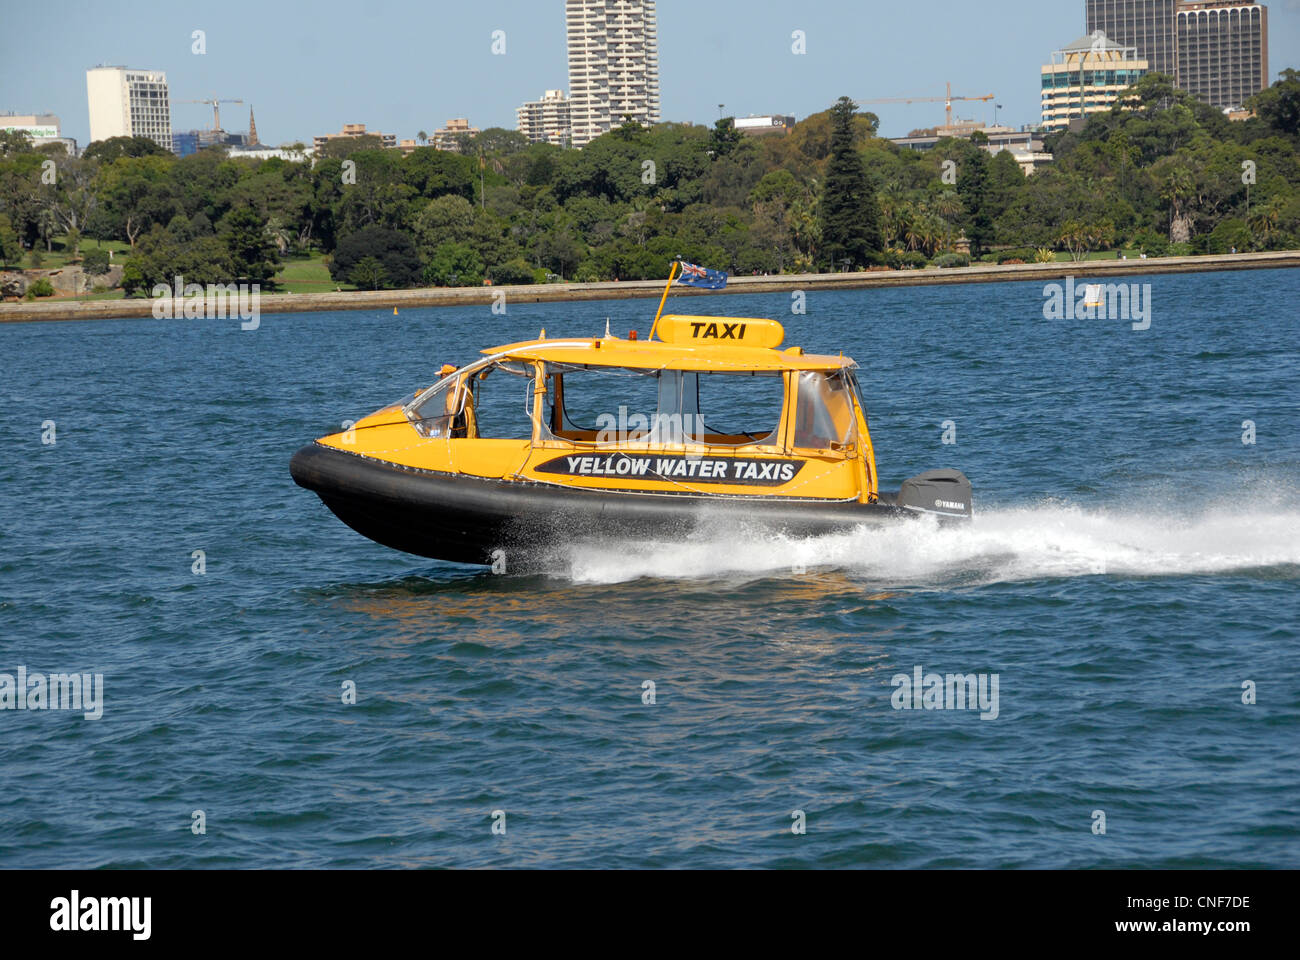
xmin=3 ymin=0 xmax=1298 ymax=147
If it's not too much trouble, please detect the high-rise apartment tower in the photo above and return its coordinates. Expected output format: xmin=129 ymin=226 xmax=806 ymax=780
xmin=85 ymin=66 xmax=173 ymax=151
xmin=565 ymin=0 xmax=661 ymax=147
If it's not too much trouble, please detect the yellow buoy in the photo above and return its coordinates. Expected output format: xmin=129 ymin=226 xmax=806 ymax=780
xmin=393 ymin=307 xmax=399 ymax=315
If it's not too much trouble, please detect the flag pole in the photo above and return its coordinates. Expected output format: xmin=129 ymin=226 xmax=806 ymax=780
xmin=650 ymin=260 xmax=680 ymax=341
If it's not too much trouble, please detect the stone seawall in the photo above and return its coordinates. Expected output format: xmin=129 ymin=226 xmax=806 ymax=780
xmin=2 ymin=251 xmax=1297 ymax=324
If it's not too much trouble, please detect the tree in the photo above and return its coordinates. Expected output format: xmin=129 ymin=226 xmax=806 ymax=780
xmin=1057 ymin=218 xmax=1115 ymax=261
xmin=96 ymin=156 xmax=180 ymax=247
xmin=414 ymin=193 xmax=477 ymax=256
xmin=1246 ymin=69 xmax=1300 ymax=139
xmin=955 ymin=143 xmax=994 ymax=255
xmin=709 ymin=118 xmax=743 ymax=158
xmin=532 ymin=227 xmax=583 ymax=278
xmin=1157 ymin=160 xmax=1196 ymax=243
xmin=349 ymin=255 xmax=388 ymax=290
xmin=459 ymin=128 xmax=529 ymax=157
xmin=818 ymin=96 xmax=883 ymax=269
xmin=423 ymin=241 xmax=484 ymax=287
xmin=221 ymin=206 xmax=281 ymax=284
xmin=82 ymin=136 xmax=168 ymax=163
xmin=122 ymin=222 xmax=237 ymax=293
xmin=0 ymin=130 xmax=34 ymax=157
xmin=314 ymin=135 xmax=385 ymax=160
xmin=329 ymin=226 xmax=422 ymax=288
xmin=81 ymin=246 xmax=111 ymax=275
xmin=44 ymin=155 xmax=100 ymax=255
xmin=403 ymin=148 xmax=476 ymax=201
xmin=0 ymin=213 xmax=20 ymax=267
xmin=488 ymin=258 xmax=536 ymax=285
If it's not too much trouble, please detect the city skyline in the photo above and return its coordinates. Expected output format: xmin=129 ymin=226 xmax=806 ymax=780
xmin=3 ymin=0 xmax=1299 ymax=150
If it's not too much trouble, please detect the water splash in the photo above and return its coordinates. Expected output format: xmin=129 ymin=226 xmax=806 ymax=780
xmin=556 ymin=501 xmax=1300 ymax=586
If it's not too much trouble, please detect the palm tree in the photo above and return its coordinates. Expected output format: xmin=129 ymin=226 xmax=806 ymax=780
xmin=264 ymin=217 xmax=292 ymax=255
xmin=933 ymin=189 xmax=963 ymax=231
xmin=901 ymin=204 xmax=925 ymax=252
xmin=1159 ymin=164 xmax=1195 ymax=244
xmin=417 ymin=130 xmax=428 ymax=146
xmin=1249 ymin=200 xmax=1281 ymax=249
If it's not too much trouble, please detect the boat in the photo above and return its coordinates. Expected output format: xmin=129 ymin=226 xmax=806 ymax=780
xmin=290 ymin=309 xmax=972 ymax=567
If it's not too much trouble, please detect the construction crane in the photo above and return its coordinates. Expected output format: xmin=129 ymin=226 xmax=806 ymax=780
xmin=856 ymin=82 xmax=995 ymax=129
xmin=178 ymin=97 xmax=244 ymax=132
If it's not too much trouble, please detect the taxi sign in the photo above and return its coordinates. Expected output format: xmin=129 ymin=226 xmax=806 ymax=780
xmin=656 ymin=315 xmax=785 ymax=349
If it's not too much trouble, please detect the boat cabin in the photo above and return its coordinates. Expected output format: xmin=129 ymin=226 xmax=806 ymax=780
xmin=327 ymin=316 xmax=882 ymax=503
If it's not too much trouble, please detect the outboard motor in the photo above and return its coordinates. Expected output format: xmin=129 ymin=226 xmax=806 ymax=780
xmin=895 ymin=470 xmax=973 ymax=521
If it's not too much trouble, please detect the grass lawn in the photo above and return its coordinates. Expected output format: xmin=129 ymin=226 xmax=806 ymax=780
xmin=42 ymin=289 xmax=128 ymax=302
xmin=274 ymin=253 xmax=355 ymax=293
xmin=21 ymin=237 xmax=132 ymax=271
xmin=1052 ymin=249 xmax=1146 ymax=262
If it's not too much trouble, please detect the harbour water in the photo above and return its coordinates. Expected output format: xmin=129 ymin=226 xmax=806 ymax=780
xmin=1 ymin=269 xmax=1297 ymax=867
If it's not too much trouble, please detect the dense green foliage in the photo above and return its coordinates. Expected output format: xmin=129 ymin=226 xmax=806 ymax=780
xmin=1 ymin=73 xmax=1298 ymax=293
xmin=820 ymin=97 xmax=885 ymax=267
xmin=329 ymin=226 xmax=421 ymax=288
xmin=25 ymin=277 xmax=54 ymax=298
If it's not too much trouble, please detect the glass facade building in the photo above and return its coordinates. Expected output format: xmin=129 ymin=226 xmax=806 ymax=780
xmin=1041 ymin=32 xmax=1150 ymax=132
xmin=1086 ymin=0 xmax=1179 ymax=76
xmin=1085 ymin=1 xmax=1271 ymax=110
xmin=1177 ymin=3 xmax=1270 ymax=109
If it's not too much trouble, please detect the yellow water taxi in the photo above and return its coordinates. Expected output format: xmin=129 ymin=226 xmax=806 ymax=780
xmin=291 ymin=290 xmax=972 ymax=565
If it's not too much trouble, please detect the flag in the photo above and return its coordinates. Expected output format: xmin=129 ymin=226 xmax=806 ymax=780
xmin=675 ymin=261 xmax=728 ymax=290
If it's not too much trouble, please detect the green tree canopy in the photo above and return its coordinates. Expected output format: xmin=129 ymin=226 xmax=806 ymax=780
xmin=819 ymin=96 xmax=884 ymax=268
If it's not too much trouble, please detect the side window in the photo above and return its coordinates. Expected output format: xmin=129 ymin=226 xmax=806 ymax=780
xmin=471 ymin=363 xmax=536 ymax=440
xmin=793 ymin=371 xmax=857 ymax=450
xmin=695 ymin=372 xmax=784 ymax=445
xmin=543 ymin=366 xmax=660 ymax=442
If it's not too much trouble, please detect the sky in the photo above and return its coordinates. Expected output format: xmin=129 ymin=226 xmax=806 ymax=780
xmin=2 ymin=0 xmax=1299 ymax=147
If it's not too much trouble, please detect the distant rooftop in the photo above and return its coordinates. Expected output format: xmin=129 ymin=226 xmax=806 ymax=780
xmin=1059 ymin=31 xmax=1132 ymax=54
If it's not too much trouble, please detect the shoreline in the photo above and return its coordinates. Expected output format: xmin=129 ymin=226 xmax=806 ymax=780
xmin=2 ymin=250 xmax=1297 ymax=324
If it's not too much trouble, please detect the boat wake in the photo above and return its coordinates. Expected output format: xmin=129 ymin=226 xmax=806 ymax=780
xmin=552 ymin=499 xmax=1300 ymax=586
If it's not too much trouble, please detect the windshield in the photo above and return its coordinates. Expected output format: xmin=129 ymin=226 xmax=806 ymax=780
xmin=405 ymin=359 xmax=535 ymax=439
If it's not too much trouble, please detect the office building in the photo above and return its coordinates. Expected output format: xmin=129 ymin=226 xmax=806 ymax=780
xmin=0 ymin=113 xmax=76 ymax=153
xmin=1085 ymin=0 xmax=1179 ymax=75
xmin=1086 ymin=0 xmax=1271 ymax=109
xmin=518 ymin=90 xmax=573 ymax=147
xmin=565 ymin=0 xmax=661 ymax=147
xmin=85 ymin=66 xmax=173 ymax=151
xmin=1177 ymin=1 xmax=1269 ymax=109
xmin=172 ymin=129 xmax=251 ymax=157
xmin=891 ymin=125 xmax=1056 ymax=175
xmin=1041 ymin=31 xmax=1150 ymax=131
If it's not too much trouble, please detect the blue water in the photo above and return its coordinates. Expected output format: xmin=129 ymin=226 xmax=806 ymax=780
xmin=2 ymin=269 xmax=1298 ymax=868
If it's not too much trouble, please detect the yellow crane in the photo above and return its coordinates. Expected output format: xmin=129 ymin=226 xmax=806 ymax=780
xmin=856 ymin=82 xmax=995 ymax=129
xmin=178 ymin=97 xmax=244 ymax=132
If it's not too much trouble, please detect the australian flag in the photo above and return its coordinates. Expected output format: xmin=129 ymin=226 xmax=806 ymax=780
xmin=675 ymin=261 xmax=728 ymax=290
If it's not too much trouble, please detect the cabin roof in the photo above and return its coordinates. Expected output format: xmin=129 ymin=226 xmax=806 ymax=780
xmin=482 ymin=336 xmax=854 ymax=373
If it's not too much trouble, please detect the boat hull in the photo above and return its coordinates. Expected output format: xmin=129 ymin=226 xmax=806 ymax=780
xmin=289 ymin=443 xmax=953 ymax=566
